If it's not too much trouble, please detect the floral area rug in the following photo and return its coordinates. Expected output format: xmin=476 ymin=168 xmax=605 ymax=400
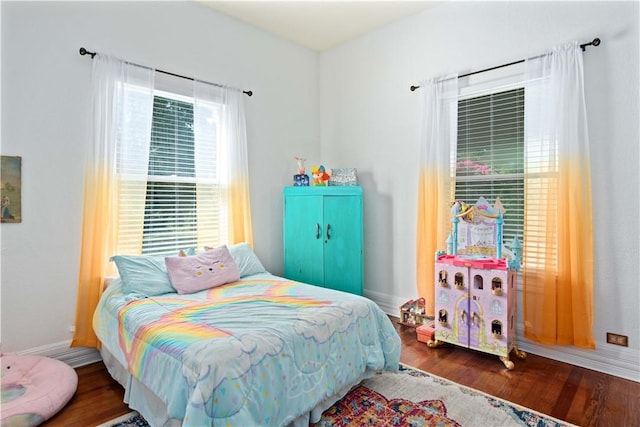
xmin=100 ymin=365 xmax=575 ymax=427
xmin=312 ymin=365 xmax=575 ymax=426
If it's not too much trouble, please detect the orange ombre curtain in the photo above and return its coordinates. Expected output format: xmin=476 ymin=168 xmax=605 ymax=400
xmin=523 ymin=42 xmax=595 ymax=348
xmin=193 ymin=81 xmax=253 ymax=248
xmin=71 ymin=55 xmax=154 ymax=348
xmin=222 ymin=87 xmax=253 ymax=246
xmin=416 ymin=75 xmax=458 ymax=316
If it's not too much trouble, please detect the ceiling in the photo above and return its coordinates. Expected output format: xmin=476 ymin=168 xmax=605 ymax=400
xmin=201 ymin=1 xmax=440 ymax=52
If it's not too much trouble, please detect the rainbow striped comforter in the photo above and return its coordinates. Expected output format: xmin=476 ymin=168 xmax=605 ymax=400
xmin=94 ymin=273 xmax=400 ymax=426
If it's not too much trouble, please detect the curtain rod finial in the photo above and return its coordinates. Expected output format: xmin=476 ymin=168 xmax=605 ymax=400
xmin=79 ymin=47 xmax=96 ymax=58
xmin=580 ymin=37 xmax=601 ymax=51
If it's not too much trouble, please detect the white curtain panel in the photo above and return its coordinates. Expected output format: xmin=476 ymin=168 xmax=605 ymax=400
xmin=419 ymin=74 xmax=459 ymax=168
xmin=418 ymin=74 xmax=459 ymax=233
xmin=525 ymin=42 xmax=590 ymax=169
xmin=91 ymin=54 xmax=154 ymax=256
xmin=524 ymin=42 xmax=591 ymax=267
xmin=523 ymin=41 xmax=595 ymax=346
xmin=193 ymin=82 xmax=250 ymax=247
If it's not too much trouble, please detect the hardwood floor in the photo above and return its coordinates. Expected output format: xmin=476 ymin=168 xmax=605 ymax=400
xmin=396 ymin=321 xmax=639 ymax=427
xmin=42 ymin=317 xmax=639 ymax=427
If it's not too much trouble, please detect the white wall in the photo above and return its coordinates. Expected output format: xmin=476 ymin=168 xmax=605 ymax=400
xmin=319 ymin=1 xmax=639 ymax=380
xmin=1 ymin=1 xmax=319 ymax=353
xmin=2 ymin=0 xmax=638 ymax=382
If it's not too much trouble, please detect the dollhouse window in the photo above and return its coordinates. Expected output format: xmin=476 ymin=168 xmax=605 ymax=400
xmin=438 ymin=270 xmax=448 ymax=285
xmin=473 ymin=274 xmax=483 ymax=290
xmin=438 ymin=309 xmax=448 ymax=325
xmin=491 ymin=320 xmax=503 ymax=337
xmin=454 ymin=273 xmax=464 ymax=288
xmin=492 ymin=278 xmax=502 ymax=292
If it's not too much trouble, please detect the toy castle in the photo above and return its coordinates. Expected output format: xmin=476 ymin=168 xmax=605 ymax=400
xmin=428 ymin=196 xmax=526 ymax=369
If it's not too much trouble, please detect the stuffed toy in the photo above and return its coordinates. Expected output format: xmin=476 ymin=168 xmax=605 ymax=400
xmin=311 ymin=165 xmax=330 ymax=186
xmin=1 ymin=353 xmax=78 ymax=426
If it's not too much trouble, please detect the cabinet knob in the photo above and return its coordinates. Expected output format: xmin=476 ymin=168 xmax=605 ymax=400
xmin=326 ymin=224 xmax=331 ymax=240
xmin=315 ymin=223 xmax=321 ymax=239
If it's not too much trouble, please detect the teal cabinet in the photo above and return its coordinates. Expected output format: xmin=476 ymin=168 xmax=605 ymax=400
xmin=283 ymin=186 xmax=363 ymax=295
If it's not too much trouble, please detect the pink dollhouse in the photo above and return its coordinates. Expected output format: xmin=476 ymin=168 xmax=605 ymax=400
xmin=428 ymin=197 xmax=526 ymax=369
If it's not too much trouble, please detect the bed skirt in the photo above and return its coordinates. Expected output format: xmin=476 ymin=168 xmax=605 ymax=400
xmin=99 ymin=347 xmax=374 ymax=427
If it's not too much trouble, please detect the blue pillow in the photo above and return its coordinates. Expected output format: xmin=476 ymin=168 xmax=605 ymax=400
xmin=205 ymin=243 xmax=267 ymax=278
xmin=228 ymin=243 xmax=267 ymax=277
xmin=111 ymin=248 xmax=195 ymax=297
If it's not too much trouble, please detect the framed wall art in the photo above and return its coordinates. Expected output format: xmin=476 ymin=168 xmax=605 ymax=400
xmin=1 ymin=155 xmax=22 ymax=223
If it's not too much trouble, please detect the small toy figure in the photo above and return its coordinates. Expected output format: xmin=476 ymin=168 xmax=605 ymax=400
xmin=451 ymin=199 xmax=473 ymax=222
xmin=293 ymin=156 xmax=309 ymax=186
xmin=311 ymin=165 xmax=330 ymax=186
xmin=294 ymin=156 xmax=307 ymax=175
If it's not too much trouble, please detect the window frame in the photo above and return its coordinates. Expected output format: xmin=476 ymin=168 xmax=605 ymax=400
xmin=115 ymin=86 xmax=228 ymax=256
xmin=453 ymin=79 xmax=526 ymax=259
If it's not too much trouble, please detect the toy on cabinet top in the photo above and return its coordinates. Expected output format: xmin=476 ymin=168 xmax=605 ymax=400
xmin=328 ymin=168 xmax=358 ymax=186
xmin=295 ymin=156 xmax=307 ymax=175
xmin=311 ymin=165 xmax=330 ymax=186
xmin=293 ymin=156 xmax=310 ymax=186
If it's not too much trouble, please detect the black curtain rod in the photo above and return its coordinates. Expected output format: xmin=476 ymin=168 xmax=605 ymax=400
xmin=79 ymin=47 xmax=253 ymax=96
xmin=409 ymin=37 xmax=600 ymax=92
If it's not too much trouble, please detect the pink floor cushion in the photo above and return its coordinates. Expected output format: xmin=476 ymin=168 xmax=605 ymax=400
xmin=1 ymin=354 xmax=78 ymax=426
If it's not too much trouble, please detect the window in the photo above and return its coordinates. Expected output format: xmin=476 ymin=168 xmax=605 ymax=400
xmin=142 ymin=94 xmax=198 ymax=254
xmin=117 ymin=89 xmax=227 ymax=256
xmin=454 ymin=87 xmax=524 ymax=249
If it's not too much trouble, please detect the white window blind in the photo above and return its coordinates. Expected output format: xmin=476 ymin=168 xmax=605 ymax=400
xmin=141 ymin=93 xmax=197 ymax=254
xmin=455 ymin=88 xmax=525 ymax=247
xmin=117 ymin=89 xmax=225 ymax=256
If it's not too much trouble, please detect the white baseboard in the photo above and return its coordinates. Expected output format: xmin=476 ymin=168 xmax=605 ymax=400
xmin=366 ymin=289 xmax=410 ymax=319
xmin=17 ymin=340 xmax=102 ymax=368
xmin=516 ymin=337 xmax=640 ymax=382
xmin=365 ymin=289 xmax=640 ymax=383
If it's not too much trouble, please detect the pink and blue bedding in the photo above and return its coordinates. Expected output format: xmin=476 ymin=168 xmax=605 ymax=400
xmin=94 ymin=273 xmax=401 ymax=426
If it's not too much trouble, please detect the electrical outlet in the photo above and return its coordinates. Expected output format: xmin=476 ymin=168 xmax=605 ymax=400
xmin=606 ymin=332 xmax=628 ymax=347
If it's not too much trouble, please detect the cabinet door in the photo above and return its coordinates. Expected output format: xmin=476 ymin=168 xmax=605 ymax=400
xmin=283 ymin=195 xmax=324 ymax=286
xmin=323 ymin=195 xmax=363 ymax=295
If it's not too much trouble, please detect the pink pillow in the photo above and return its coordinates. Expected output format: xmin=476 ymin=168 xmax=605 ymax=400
xmin=165 ymin=245 xmax=240 ymax=294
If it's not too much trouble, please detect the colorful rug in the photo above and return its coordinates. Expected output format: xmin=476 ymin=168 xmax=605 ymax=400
xmin=99 ymin=365 xmax=575 ymax=427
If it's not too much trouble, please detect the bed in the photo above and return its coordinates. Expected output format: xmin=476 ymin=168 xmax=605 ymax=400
xmin=93 ymin=244 xmax=401 ymax=426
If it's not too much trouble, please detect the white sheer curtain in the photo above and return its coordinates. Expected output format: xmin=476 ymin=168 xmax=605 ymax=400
xmin=416 ymin=74 xmax=458 ymax=316
xmin=72 ymin=55 xmax=154 ymax=347
xmin=524 ymin=42 xmax=595 ymax=348
xmin=193 ymin=81 xmax=253 ymax=248
xmin=114 ymin=63 xmax=155 ymax=256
